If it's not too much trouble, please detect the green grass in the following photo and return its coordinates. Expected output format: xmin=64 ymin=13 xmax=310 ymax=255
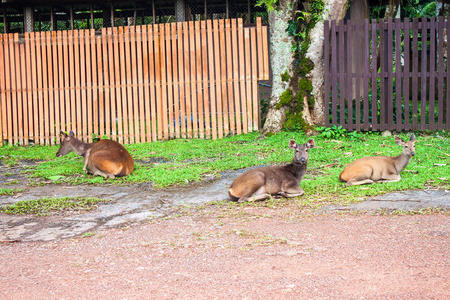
xmin=0 ymin=131 xmax=448 ymax=205
xmin=0 ymin=188 xmax=24 ymax=196
xmin=1 ymin=197 xmax=109 ymax=216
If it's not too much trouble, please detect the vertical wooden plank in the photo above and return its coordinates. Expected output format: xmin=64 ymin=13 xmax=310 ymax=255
xmin=250 ymin=27 xmax=258 ymax=130
xmin=62 ymin=31 xmax=70 ymax=135
xmin=40 ymin=32 xmax=50 ymax=144
xmin=379 ymin=21 xmax=386 ymax=129
xmin=370 ymin=20 xmax=378 ymax=130
xmin=102 ymin=28 xmax=111 ymax=139
xmin=387 ymin=19 xmax=394 ymax=130
xmin=13 ymin=34 xmax=22 ymax=144
xmin=112 ymin=27 xmax=123 ymax=144
xmin=213 ymin=20 xmax=224 ymax=138
xmin=331 ymin=20 xmax=338 ymax=126
xmin=338 ymin=21 xmax=345 ymax=127
xmin=195 ymin=21 xmax=205 ymax=139
xmin=96 ymin=35 xmax=105 ymax=138
xmin=85 ymin=29 xmax=93 ymax=143
xmin=176 ymin=22 xmax=186 ymax=139
xmin=395 ymin=18 xmax=402 ymax=131
xmin=403 ymin=18 xmax=410 ymax=130
xmin=159 ymin=23 xmax=169 ymax=140
xmin=57 ymin=31 xmax=65 ymax=136
xmin=165 ymin=23 xmax=174 ymax=139
xmin=323 ymin=21 xmax=330 ymax=127
xmin=428 ymin=17 xmax=436 ymax=130
xmin=107 ymin=27 xmax=116 ymax=141
xmin=142 ymin=25 xmax=152 ymax=142
xmin=436 ymin=17 xmax=444 ymax=129
xmin=411 ymin=18 xmax=419 ymax=129
xmin=118 ymin=27 xmax=129 ymax=143
xmin=447 ymin=18 xmax=450 ymax=130
xmin=69 ymin=30 xmax=76 ymax=135
xmin=182 ymin=21 xmax=192 ymax=138
xmin=171 ymin=23 xmax=180 ymax=139
xmin=79 ymin=30 xmax=87 ymax=142
xmin=354 ymin=22 xmax=361 ymax=131
xmin=0 ymin=35 xmax=5 ymax=145
xmin=51 ymin=31 xmax=59 ymax=144
xmin=256 ymin=17 xmax=263 ymax=80
xmin=237 ymin=18 xmax=247 ymax=134
xmin=136 ymin=26 xmax=146 ymax=142
xmin=363 ymin=19 xmax=370 ymax=131
xmin=54 ymin=31 xmax=62 ymax=142
xmin=4 ymin=34 xmax=13 ymax=144
xmin=130 ymin=25 xmax=140 ymax=142
xmin=74 ymin=30 xmax=82 ymax=139
xmin=148 ymin=25 xmax=157 ymax=141
xmin=420 ymin=17 xmax=427 ymax=129
xmin=24 ymin=33 xmax=32 ymax=145
xmin=262 ymin=25 xmax=269 ymax=80
xmin=219 ymin=19 xmax=229 ymax=136
xmin=189 ymin=21 xmax=198 ymax=138
xmin=90 ymin=30 xmax=98 ymax=139
xmin=46 ymin=31 xmax=55 ymax=145
xmin=207 ymin=19 xmax=217 ymax=139
xmin=154 ymin=24 xmax=163 ymax=140
xmin=201 ymin=20 xmax=211 ymax=139
xmin=30 ymin=32 xmax=39 ymax=143
xmin=225 ymin=19 xmax=235 ymax=134
xmin=231 ymin=19 xmax=241 ymax=134
xmin=244 ymin=27 xmax=252 ymax=132
xmin=346 ymin=21 xmax=353 ymax=130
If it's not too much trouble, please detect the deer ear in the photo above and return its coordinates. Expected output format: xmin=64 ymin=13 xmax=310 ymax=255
xmin=60 ymin=130 xmax=67 ymax=137
xmin=305 ymin=139 xmax=315 ymax=149
xmin=409 ymin=133 xmax=416 ymax=142
xmin=288 ymin=139 xmax=297 ymax=149
xmin=69 ymin=131 xmax=75 ymax=137
xmin=394 ymin=136 xmax=405 ymax=145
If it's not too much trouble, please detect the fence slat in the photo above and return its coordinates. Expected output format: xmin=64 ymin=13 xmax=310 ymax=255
xmin=219 ymin=19 xmax=229 ymax=136
xmin=52 ymin=31 xmax=60 ymax=144
xmin=131 ymin=26 xmax=140 ymax=143
xmin=244 ymin=27 xmax=252 ymax=133
xmin=142 ymin=25 xmax=152 ymax=142
xmin=395 ymin=18 xmax=402 ymax=132
xmin=194 ymin=21 xmax=203 ymax=138
xmin=362 ymin=19 xmax=369 ymax=131
xmin=14 ymin=34 xmax=23 ymax=145
xmin=420 ymin=17 xmax=427 ymax=129
xmin=231 ymin=19 xmax=241 ymax=135
xmin=109 ymin=27 xmax=119 ymax=142
xmin=136 ymin=26 xmax=146 ymax=142
xmin=85 ymin=29 xmax=93 ymax=143
xmin=41 ymin=31 xmax=51 ymax=144
xmin=91 ymin=31 xmax=98 ymax=139
xmin=250 ymin=27 xmax=258 ymax=131
xmin=338 ymin=21 xmax=345 ymax=127
xmin=74 ymin=30 xmax=82 ymax=140
xmin=324 ymin=21 xmax=330 ymax=127
xmin=148 ymin=25 xmax=157 ymax=141
xmin=331 ymin=21 xmax=338 ymax=126
xmin=4 ymin=34 xmax=12 ymax=144
xmin=370 ymin=20 xmax=378 ymax=130
xmin=124 ymin=26 xmax=135 ymax=143
xmin=118 ymin=27 xmax=128 ymax=143
xmin=106 ymin=27 xmax=116 ymax=141
xmin=171 ymin=23 xmax=180 ymax=139
xmin=213 ymin=20 xmax=224 ymax=138
xmin=429 ymin=17 xmax=436 ymax=130
xmin=24 ymin=34 xmax=32 ymax=145
xmin=96 ymin=34 xmax=105 ymax=139
xmin=387 ymin=19 xmax=394 ymax=131
xmin=346 ymin=21 xmax=353 ymax=130
xmin=447 ymin=19 xmax=450 ymax=130
xmin=165 ymin=23 xmax=174 ymax=139
xmin=79 ymin=30 xmax=87 ymax=142
xmin=159 ymin=24 xmax=169 ymax=140
xmin=403 ymin=18 xmax=411 ymax=130
xmin=31 ymin=32 xmax=39 ymax=142
xmin=201 ymin=20 xmax=211 ymax=139
xmin=189 ymin=21 xmax=199 ymax=138
xmin=63 ymin=31 xmax=71 ymax=136
xmin=153 ymin=25 xmax=163 ymax=140
xmin=0 ymin=35 xmax=4 ymax=144
xmin=436 ymin=17 xmax=444 ymax=129
xmin=256 ymin=18 xmax=263 ymax=80
xmin=262 ymin=25 xmax=269 ymax=80
xmin=183 ymin=22 xmax=192 ymax=138
xmin=237 ymin=19 xmax=247 ymax=134
xmin=206 ymin=20 xmax=217 ymax=139
xmin=225 ymin=19 xmax=235 ymax=134
xmin=412 ymin=18 xmax=419 ymax=129
xmin=177 ymin=22 xmax=186 ymax=139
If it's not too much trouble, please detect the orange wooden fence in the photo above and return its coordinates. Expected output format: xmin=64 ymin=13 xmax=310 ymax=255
xmin=0 ymin=18 xmax=269 ymax=146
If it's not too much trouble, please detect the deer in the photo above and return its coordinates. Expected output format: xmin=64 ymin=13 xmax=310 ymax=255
xmin=56 ymin=131 xmax=134 ymax=179
xmin=228 ymin=138 xmax=315 ymax=202
xmin=339 ymin=134 xmax=416 ymax=186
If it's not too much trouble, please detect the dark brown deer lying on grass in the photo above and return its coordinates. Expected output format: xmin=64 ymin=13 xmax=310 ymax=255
xmin=339 ymin=134 xmax=416 ymax=186
xmin=56 ymin=131 xmax=134 ymax=178
xmin=228 ymin=138 xmax=315 ymax=202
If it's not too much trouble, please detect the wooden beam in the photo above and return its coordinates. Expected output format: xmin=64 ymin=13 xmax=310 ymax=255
xmin=90 ymin=4 xmax=94 ymax=29
xmin=70 ymin=6 xmax=74 ymax=30
xmin=110 ymin=3 xmax=114 ymax=27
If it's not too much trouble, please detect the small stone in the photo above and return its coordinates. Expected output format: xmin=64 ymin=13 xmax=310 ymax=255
xmin=382 ymin=130 xmax=392 ymax=137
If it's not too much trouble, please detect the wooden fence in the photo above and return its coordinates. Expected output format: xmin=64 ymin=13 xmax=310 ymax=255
xmin=0 ymin=18 xmax=269 ymax=145
xmin=324 ymin=17 xmax=449 ymax=131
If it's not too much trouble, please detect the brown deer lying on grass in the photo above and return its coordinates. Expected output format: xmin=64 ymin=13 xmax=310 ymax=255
xmin=339 ymin=134 xmax=416 ymax=186
xmin=228 ymin=138 xmax=315 ymax=202
xmin=56 ymin=131 xmax=134 ymax=179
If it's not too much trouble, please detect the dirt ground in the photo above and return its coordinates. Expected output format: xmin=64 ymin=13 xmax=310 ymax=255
xmin=1 ymin=204 xmax=449 ymax=299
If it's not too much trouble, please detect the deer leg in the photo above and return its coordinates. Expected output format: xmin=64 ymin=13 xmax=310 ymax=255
xmin=379 ymin=174 xmax=401 ymax=183
xmin=83 ymin=151 xmax=91 ymax=174
xmin=241 ymin=193 xmax=271 ymax=203
xmin=346 ymin=178 xmax=374 ymax=186
xmin=90 ymin=166 xmax=115 ymax=179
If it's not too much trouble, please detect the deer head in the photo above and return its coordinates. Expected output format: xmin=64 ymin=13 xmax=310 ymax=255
xmin=394 ymin=133 xmax=416 ymax=157
xmin=56 ymin=131 xmax=77 ymax=157
xmin=289 ymin=138 xmax=315 ymax=165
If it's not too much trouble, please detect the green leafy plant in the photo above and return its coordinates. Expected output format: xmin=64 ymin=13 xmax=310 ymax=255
xmin=316 ymin=125 xmax=347 ymax=139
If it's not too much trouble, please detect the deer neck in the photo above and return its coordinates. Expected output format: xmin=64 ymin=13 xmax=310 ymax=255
xmin=285 ymin=162 xmax=307 ymax=180
xmin=393 ymin=151 xmax=412 ymax=173
xmin=71 ymin=139 xmax=93 ymax=157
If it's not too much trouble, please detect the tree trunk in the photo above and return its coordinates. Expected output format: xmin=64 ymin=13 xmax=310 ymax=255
xmin=262 ymin=0 xmax=296 ymax=134
xmin=306 ymin=0 xmax=349 ymax=126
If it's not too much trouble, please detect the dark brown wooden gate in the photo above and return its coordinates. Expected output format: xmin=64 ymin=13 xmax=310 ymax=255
xmin=323 ymin=17 xmax=449 ymax=131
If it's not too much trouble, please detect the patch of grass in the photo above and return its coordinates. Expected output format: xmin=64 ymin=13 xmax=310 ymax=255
xmin=82 ymin=232 xmax=96 ymax=238
xmin=1 ymin=197 xmax=110 ymax=216
xmin=0 ymin=188 xmax=24 ymax=196
xmin=0 ymin=131 xmax=448 ymax=206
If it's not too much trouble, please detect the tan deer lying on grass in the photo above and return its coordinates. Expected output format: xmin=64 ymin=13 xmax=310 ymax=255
xmin=56 ymin=131 xmax=134 ymax=178
xmin=339 ymin=134 xmax=416 ymax=186
xmin=228 ymin=138 xmax=315 ymax=202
